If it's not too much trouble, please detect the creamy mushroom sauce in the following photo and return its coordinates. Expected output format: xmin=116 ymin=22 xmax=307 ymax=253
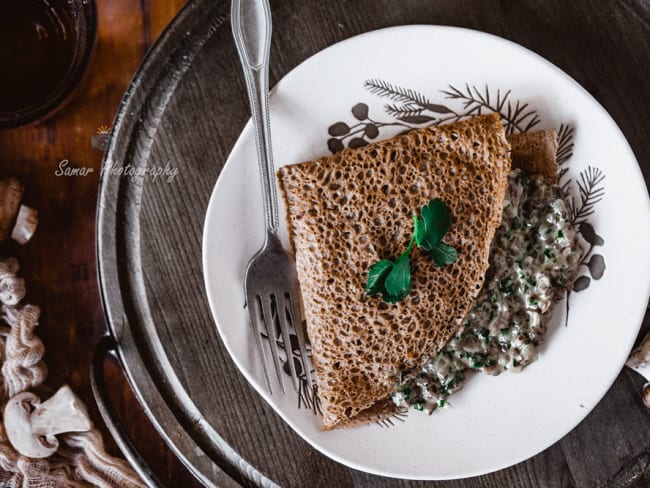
xmin=392 ymin=169 xmax=582 ymax=413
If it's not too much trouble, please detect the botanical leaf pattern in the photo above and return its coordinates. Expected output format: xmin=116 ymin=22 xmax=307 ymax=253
xmin=588 ymin=254 xmax=606 ymax=280
xmin=326 ymin=82 xmax=547 ymax=150
xmin=567 ymin=166 xmax=606 ymax=225
xmin=556 ymin=124 xmax=575 ymax=166
xmin=441 ymin=84 xmax=541 ymax=133
xmin=578 ymin=222 xmax=604 ymax=246
xmin=364 ymin=79 xmax=431 ymax=106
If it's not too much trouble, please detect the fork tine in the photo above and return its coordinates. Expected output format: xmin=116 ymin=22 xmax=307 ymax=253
xmin=260 ymin=294 xmax=285 ymax=393
xmin=247 ymin=292 xmax=273 ymax=394
xmin=278 ymin=293 xmax=299 ymax=391
xmin=286 ymin=291 xmax=313 ymax=391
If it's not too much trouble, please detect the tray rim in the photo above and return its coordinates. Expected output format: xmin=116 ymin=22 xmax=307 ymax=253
xmin=95 ymin=1 xmax=273 ymax=486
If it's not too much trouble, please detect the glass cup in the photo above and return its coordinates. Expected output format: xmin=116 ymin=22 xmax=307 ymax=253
xmin=0 ymin=0 xmax=97 ymax=129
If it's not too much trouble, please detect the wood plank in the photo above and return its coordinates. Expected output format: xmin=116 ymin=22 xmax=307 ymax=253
xmin=0 ymin=0 xmax=195 ymax=485
xmin=1 ymin=0 xmax=648 ymax=486
xmin=115 ymin=0 xmax=649 ymax=486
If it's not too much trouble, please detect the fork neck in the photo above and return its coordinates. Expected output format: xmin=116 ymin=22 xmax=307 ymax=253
xmin=246 ymin=65 xmax=280 ymax=236
xmin=263 ymin=228 xmax=283 ymax=250
xmin=231 ymin=0 xmax=279 ymax=236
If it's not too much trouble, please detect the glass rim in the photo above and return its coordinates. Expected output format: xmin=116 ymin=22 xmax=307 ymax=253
xmin=0 ymin=0 xmax=98 ymax=130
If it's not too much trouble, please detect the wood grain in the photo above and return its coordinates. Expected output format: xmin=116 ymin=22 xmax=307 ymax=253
xmin=98 ymin=0 xmax=650 ymax=487
xmin=0 ymin=0 xmax=195 ymax=486
xmin=1 ymin=0 xmax=649 ymax=487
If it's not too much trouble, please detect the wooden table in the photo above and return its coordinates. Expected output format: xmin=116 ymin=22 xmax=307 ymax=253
xmin=1 ymin=1 xmax=649 ymax=487
xmin=0 ymin=1 xmax=196 ymax=485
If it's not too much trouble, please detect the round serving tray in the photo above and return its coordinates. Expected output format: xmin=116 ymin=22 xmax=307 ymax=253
xmin=96 ymin=0 xmax=650 ymax=487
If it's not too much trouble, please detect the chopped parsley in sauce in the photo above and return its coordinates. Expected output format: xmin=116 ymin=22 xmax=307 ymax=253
xmin=392 ymin=169 xmax=582 ymax=414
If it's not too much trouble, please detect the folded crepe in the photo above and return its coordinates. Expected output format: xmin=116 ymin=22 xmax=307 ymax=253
xmin=277 ymin=113 xmax=513 ymax=429
xmin=508 ymin=128 xmax=559 ymax=182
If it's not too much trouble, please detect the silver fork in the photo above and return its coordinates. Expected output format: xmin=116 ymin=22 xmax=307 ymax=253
xmin=231 ymin=0 xmax=312 ymax=394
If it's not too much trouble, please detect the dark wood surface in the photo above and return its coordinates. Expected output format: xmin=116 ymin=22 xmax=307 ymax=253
xmin=3 ymin=0 xmax=650 ymax=487
xmin=0 ymin=0 xmax=196 ymax=486
xmin=98 ymin=0 xmax=650 ymax=487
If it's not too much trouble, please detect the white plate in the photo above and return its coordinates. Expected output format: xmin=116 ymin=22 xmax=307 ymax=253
xmin=202 ymin=26 xmax=650 ymax=480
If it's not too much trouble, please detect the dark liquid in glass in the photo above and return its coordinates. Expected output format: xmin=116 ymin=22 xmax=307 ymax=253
xmin=0 ymin=0 xmax=76 ymax=112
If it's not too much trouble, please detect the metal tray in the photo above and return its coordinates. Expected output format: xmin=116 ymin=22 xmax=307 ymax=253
xmin=94 ymin=0 xmax=650 ymax=487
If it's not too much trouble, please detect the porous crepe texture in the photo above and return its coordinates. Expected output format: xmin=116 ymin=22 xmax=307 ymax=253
xmin=277 ymin=114 xmax=512 ymax=429
xmin=508 ymin=129 xmax=558 ymax=182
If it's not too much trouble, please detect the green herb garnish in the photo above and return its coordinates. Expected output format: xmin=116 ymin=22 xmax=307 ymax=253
xmin=544 ymin=249 xmax=555 ymax=260
xmin=365 ymin=199 xmax=457 ymax=303
xmin=499 ymin=277 xmax=514 ymax=295
xmin=414 ymin=199 xmax=458 ymax=267
xmin=366 ymin=247 xmax=413 ymax=303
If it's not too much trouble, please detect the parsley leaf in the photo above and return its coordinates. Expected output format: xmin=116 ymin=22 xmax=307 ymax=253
xmin=365 ymin=254 xmax=412 ymax=303
xmin=429 ymin=242 xmax=458 ymax=267
xmin=366 ymin=259 xmax=394 ymax=296
xmin=414 ymin=198 xmax=451 ymax=251
xmin=365 ymin=198 xmax=458 ymax=303
xmin=384 ymin=253 xmax=411 ymax=301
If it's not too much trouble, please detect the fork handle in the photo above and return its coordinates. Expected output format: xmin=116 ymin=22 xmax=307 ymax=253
xmin=231 ymin=0 xmax=279 ymax=235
